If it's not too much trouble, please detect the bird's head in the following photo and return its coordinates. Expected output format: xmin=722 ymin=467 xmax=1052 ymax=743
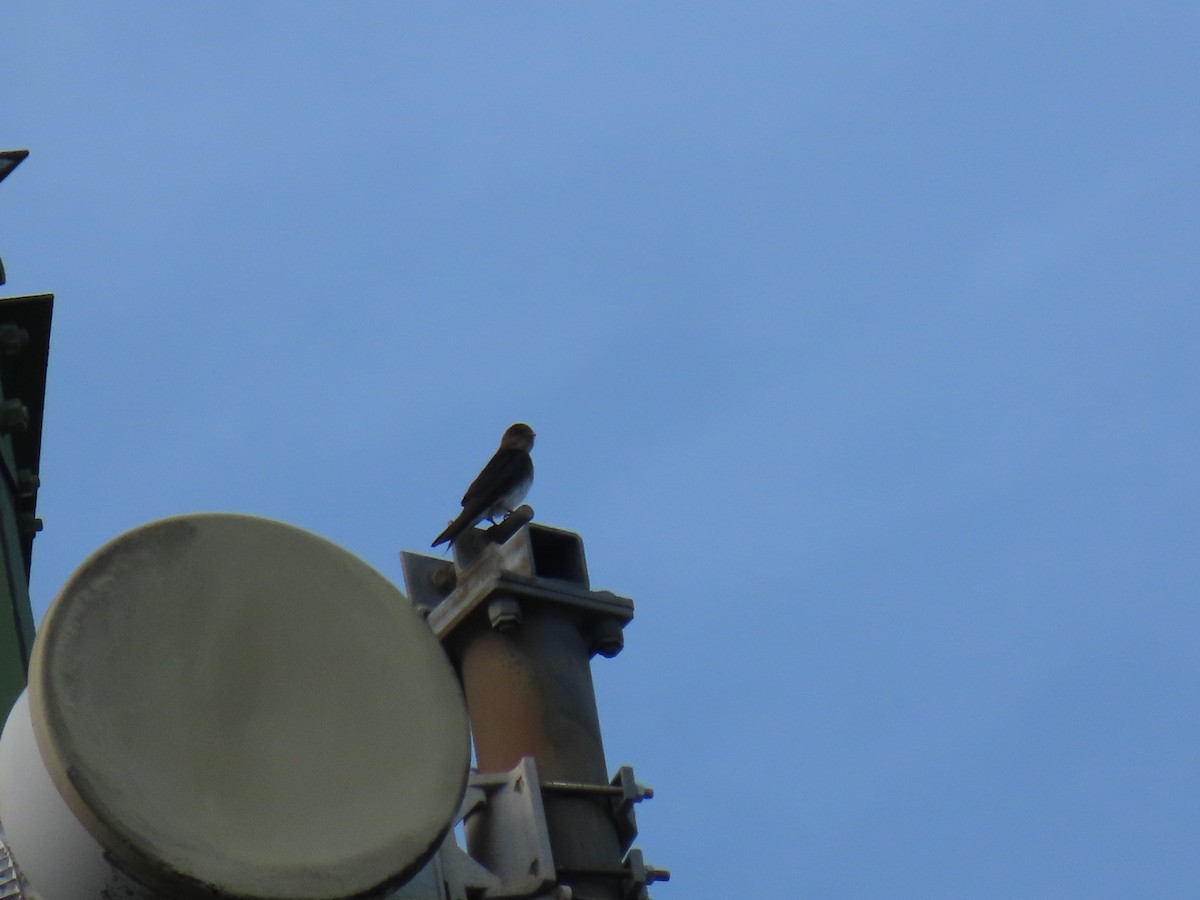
xmin=501 ymin=422 xmax=536 ymax=451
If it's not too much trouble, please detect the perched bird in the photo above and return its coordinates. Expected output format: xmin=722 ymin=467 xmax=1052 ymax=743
xmin=432 ymin=423 xmax=535 ymax=547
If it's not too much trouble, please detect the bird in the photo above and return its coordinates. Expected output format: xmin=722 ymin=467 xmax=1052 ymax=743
xmin=432 ymin=423 xmax=535 ymax=547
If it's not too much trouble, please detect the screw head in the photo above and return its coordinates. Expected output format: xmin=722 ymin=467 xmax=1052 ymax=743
xmin=487 ymin=596 xmax=522 ymax=633
xmin=591 ymin=617 xmax=625 ymax=658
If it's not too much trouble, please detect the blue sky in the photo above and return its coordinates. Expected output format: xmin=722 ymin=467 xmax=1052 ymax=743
xmin=4 ymin=4 xmax=1199 ymax=897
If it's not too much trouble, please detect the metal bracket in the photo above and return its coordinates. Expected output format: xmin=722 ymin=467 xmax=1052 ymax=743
xmin=540 ymin=766 xmax=654 ymax=854
xmin=623 ymin=848 xmax=672 ymax=900
xmin=552 ymin=848 xmax=671 ymax=900
xmin=452 ymin=758 xmax=559 ymax=899
xmin=537 ymin=764 xmax=666 ymax=898
xmin=388 ymin=759 xmax=664 ymax=900
xmin=402 ymin=523 xmax=635 ymax=660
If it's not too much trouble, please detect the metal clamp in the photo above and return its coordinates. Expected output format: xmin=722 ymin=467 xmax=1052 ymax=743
xmin=541 ymin=766 xmax=655 ymax=857
xmin=554 ymin=849 xmax=670 ymax=900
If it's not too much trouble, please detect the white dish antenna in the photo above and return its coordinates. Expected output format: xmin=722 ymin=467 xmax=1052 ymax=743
xmin=0 ymin=513 xmax=470 ymax=898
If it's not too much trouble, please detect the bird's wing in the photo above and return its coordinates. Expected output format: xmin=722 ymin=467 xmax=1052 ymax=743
xmin=432 ymin=448 xmax=532 ymax=547
xmin=461 ymin=447 xmax=530 ymax=509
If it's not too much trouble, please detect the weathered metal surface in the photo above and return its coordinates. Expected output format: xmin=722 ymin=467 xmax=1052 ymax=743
xmin=461 ymin=758 xmax=557 ymax=897
xmin=430 ymin=570 xmax=633 ymax=646
xmin=542 ymin=766 xmax=654 ymax=856
xmin=405 ymin=522 xmax=639 ymax=900
xmin=390 ymin=758 xmax=576 ymax=900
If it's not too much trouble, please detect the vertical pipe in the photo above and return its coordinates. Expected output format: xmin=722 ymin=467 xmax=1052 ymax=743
xmin=458 ymin=604 xmax=623 ymax=900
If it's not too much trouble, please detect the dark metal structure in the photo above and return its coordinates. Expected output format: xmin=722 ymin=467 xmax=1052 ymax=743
xmin=403 ymin=522 xmax=668 ymax=900
xmin=0 ymin=150 xmax=50 ymax=724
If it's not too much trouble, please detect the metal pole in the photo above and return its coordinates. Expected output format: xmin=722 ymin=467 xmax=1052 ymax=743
xmin=459 ymin=606 xmax=623 ymax=899
xmin=405 ymin=524 xmax=636 ymax=900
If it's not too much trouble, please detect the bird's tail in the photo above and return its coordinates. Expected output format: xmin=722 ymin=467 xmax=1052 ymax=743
xmin=432 ymin=507 xmax=475 ymax=547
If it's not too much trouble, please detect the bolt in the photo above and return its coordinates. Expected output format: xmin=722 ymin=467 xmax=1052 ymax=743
xmin=487 ymin=596 xmax=522 ymax=633
xmin=591 ymin=617 xmax=625 ymax=658
xmin=429 ymin=563 xmax=457 ymax=596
